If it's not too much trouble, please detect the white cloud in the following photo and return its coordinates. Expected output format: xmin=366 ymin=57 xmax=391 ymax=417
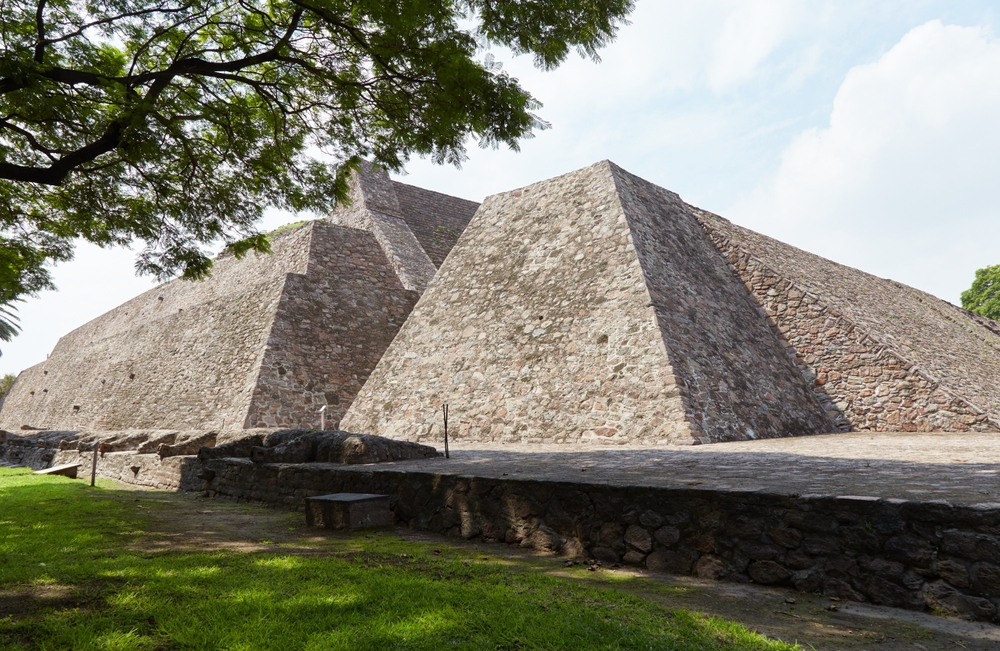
xmin=708 ymin=0 xmax=805 ymax=91
xmin=730 ymin=20 xmax=1000 ymax=304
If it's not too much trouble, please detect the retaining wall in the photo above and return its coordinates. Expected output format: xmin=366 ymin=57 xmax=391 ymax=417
xmin=193 ymin=457 xmax=1000 ymax=622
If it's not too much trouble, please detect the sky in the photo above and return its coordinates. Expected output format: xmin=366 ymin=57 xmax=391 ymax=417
xmin=4 ymin=0 xmax=1000 ymax=376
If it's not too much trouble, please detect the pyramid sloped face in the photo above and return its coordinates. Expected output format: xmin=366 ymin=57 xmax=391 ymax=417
xmin=392 ymin=181 xmax=479 ymax=267
xmin=244 ymin=221 xmax=418 ymax=428
xmin=0 ymin=225 xmax=315 ymax=431
xmin=692 ymin=208 xmax=1000 ymax=432
xmin=341 ymin=162 xmax=833 ymax=444
xmin=0 ymin=222 xmax=418 ymax=431
xmin=611 ymin=166 xmax=834 ymax=441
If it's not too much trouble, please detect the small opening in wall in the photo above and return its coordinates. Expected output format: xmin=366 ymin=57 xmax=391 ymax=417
xmin=43 ymin=370 xmax=47 ymax=375
xmin=158 ymin=296 xmax=164 ymax=301
xmin=597 ymin=334 xmax=609 ymax=344
xmin=72 ymin=405 xmax=80 ymax=412
xmin=29 ymin=391 xmax=34 ymax=396
xmin=129 ymin=373 xmax=135 ymax=380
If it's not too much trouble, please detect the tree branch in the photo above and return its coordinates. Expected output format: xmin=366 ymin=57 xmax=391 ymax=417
xmin=33 ymin=0 xmax=47 ymax=63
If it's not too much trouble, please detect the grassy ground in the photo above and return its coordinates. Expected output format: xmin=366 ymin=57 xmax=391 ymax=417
xmin=0 ymin=468 xmax=795 ymax=651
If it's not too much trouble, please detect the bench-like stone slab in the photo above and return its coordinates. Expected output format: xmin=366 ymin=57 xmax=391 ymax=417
xmin=305 ymin=493 xmax=391 ymax=530
xmin=33 ymin=463 xmax=82 ymax=479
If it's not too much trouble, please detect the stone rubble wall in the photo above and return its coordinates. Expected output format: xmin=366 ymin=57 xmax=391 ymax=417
xmin=245 ymin=222 xmax=418 ymax=428
xmin=8 ymin=426 xmax=1000 ymax=621
xmin=195 ymin=458 xmax=1000 ymax=622
xmin=343 ymin=162 xmax=833 ymax=445
xmin=692 ymin=208 xmax=1000 ymax=433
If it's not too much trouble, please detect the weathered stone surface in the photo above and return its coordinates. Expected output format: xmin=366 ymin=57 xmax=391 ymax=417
xmin=304 ymin=493 xmax=392 ymax=531
xmin=970 ymin=562 xmax=1000 ymax=596
xmin=0 ymin=166 xmax=475 ymax=433
xmin=935 ymin=559 xmax=971 ymax=588
xmin=768 ymin=527 xmax=802 ymax=549
xmin=824 ymin=579 xmax=865 ymax=602
xmin=646 ymin=549 xmax=699 ymax=575
xmin=246 ymin=430 xmax=438 ymax=465
xmin=696 ymin=555 xmax=728 ymax=579
xmin=885 ymin=536 xmax=935 ymax=567
xmin=624 ymin=525 xmax=652 ymax=553
xmin=654 ymin=525 xmax=681 ymax=547
xmin=342 ymin=161 xmax=833 ymax=445
xmin=748 ymin=560 xmax=791 ymax=584
xmin=923 ymin=581 xmax=997 ymax=620
xmin=693 ymin=205 xmax=1000 ymax=434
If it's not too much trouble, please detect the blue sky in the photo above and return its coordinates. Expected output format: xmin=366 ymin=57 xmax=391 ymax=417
xmin=4 ymin=0 xmax=1000 ymax=376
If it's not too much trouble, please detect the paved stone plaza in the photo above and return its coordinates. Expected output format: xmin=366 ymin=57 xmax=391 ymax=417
xmin=388 ymin=432 xmax=1000 ymax=505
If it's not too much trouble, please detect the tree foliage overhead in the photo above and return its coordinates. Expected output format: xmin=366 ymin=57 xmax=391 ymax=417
xmin=961 ymin=264 xmax=1000 ymax=321
xmin=0 ymin=0 xmax=635 ymax=306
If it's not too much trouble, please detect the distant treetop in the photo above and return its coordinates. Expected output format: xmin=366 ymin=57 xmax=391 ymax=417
xmin=961 ymin=264 xmax=1000 ymax=321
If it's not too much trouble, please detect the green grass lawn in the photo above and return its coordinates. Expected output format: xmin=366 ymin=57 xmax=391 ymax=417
xmin=0 ymin=468 xmax=798 ymax=651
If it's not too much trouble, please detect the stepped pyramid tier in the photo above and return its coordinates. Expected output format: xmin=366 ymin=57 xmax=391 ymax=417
xmin=328 ymin=162 xmax=480 ymax=291
xmin=341 ymin=161 xmax=837 ymax=445
xmin=0 ymin=167 xmax=478 ymax=432
xmin=343 ymin=161 xmax=1000 ymax=445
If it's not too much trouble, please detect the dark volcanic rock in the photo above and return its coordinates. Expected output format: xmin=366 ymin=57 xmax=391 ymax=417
xmin=245 ymin=430 xmax=439 ymax=464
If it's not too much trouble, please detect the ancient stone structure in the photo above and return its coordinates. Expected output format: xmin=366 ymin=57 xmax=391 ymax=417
xmin=3 ymin=159 xmax=998 ymax=441
xmin=343 ymin=161 xmax=1000 ymax=444
xmin=0 ymin=168 xmax=477 ymax=431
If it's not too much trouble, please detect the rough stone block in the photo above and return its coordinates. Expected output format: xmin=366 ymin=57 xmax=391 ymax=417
xmin=33 ymin=463 xmax=81 ymax=478
xmin=305 ymin=493 xmax=392 ymax=530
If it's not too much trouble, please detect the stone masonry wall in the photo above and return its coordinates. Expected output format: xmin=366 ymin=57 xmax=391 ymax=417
xmin=392 ymin=181 xmax=479 ymax=268
xmin=611 ymin=166 xmax=833 ymax=441
xmin=343 ymin=163 xmax=695 ymax=445
xmin=8 ymin=427 xmax=1000 ymax=621
xmin=328 ymin=164 xmax=438 ymax=293
xmin=343 ymin=162 xmax=833 ymax=445
xmin=194 ymin=458 xmax=1000 ymax=621
xmin=692 ymin=208 xmax=1000 ymax=433
xmin=0 ymin=225 xmax=314 ymax=431
xmin=245 ymin=222 xmax=418 ymax=428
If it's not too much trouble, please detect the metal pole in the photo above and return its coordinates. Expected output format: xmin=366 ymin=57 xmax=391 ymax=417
xmin=90 ymin=441 xmax=99 ymax=487
xmin=319 ymin=405 xmax=327 ymax=430
xmin=443 ymin=403 xmax=449 ymax=459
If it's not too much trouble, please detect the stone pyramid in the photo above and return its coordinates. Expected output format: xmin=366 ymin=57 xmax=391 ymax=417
xmin=341 ymin=161 xmax=837 ymax=445
xmin=0 ymin=166 xmax=478 ymax=432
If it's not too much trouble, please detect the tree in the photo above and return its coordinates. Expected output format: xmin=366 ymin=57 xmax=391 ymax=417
xmin=0 ymin=373 xmax=14 ymax=399
xmin=0 ymin=0 xmax=635 ymax=310
xmin=0 ymin=302 xmax=21 ymax=355
xmin=962 ymin=264 xmax=1000 ymax=321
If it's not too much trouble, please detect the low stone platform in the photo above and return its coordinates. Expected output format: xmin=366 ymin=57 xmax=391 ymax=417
xmin=409 ymin=432 xmax=1000 ymax=505
xmin=8 ymin=430 xmax=1000 ymax=620
xmin=192 ymin=432 xmax=1000 ymax=621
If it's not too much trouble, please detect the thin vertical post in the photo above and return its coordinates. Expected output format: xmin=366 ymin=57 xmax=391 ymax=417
xmin=90 ymin=441 xmax=99 ymax=487
xmin=320 ymin=405 xmax=327 ymax=430
xmin=443 ymin=403 xmax=449 ymax=459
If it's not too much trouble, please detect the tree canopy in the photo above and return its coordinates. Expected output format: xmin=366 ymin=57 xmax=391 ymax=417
xmin=0 ymin=0 xmax=635 ymax=308
xmin=961 ymin=264 xmax=1000 ymax=321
